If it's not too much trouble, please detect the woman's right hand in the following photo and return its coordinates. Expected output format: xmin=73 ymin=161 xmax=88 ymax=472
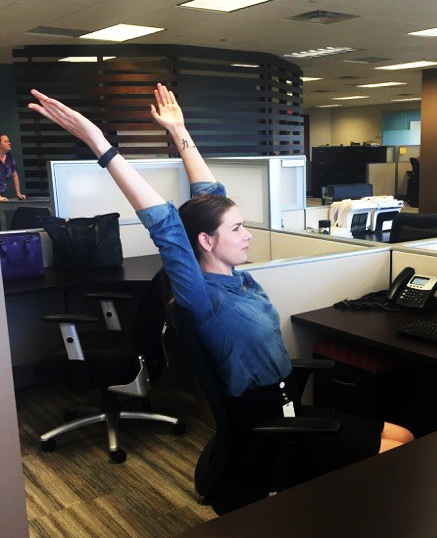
xmin=150 ymin=83 xmax=185 ymax=132
xmin=28 ymin=89 xmax=109 ymax=155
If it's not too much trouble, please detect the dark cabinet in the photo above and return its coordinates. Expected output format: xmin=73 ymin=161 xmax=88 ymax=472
xmin=311 ymin=146 xmax=389 ymax=197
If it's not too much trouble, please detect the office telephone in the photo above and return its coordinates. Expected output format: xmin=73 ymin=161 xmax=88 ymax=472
xmin=386 ymin=266 xmax=437 ymax=308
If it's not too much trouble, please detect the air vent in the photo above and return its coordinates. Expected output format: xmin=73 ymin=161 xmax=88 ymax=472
xmin=25 ymin=26 xmax=86 ymax=38
xmin=286 ymin=10 xmax=359 ymax=24
xmin=343 ymin=57 xmax=392 ymax=64
xmin=338 ymin=75 xmax=361 ymax=80
xmin=313 ymin=89 xmax=335 ymax=93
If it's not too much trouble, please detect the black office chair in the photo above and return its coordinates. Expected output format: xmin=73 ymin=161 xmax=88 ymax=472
xmin=389 ymin=213 xmax=437 ymax=243
xmin=35 ymin=270 xmax=185 ymax=463
xmin=175 ymin=305 xmax=339 ymax=515
xmin=9 ymin=206 xmax=51 ymax=230
xmin=407 ymin=158 xmax=420 ymax=208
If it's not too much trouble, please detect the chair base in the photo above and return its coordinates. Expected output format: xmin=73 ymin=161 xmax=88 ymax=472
xmin=40 ymin=409 xmax=185 ymax=463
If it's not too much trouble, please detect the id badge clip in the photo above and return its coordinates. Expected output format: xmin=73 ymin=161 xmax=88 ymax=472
xmin=279 ymin=381 xmax=295 ymax=417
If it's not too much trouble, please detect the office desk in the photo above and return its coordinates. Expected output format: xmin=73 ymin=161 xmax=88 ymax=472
xmin=291 ymin=305 xmax=437 ymax=365
xmin=4 ymin=255 xmax=163 ymax=386
xmin=0 ymin=197 xmax=51 ymax=230
xmin=3 ymin=254 xmax=163 ymax=297
xmin=175 ymin=432 xmax=437 ymax=538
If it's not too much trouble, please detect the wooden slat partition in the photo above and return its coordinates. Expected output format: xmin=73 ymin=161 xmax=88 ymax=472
xmin=13 ymin=44 xmax=303 ymax=195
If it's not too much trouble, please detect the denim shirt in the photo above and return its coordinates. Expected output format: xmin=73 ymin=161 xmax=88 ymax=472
xmin=136 ymin=182 xmax=291 ymax=396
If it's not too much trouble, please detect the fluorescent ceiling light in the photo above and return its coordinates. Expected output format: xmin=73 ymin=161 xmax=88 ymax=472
xmin=231 ymin=63 xmax=259 ymax=68
xmin=284 ymin=47 xmax=358 ymax=59
xmin=79 ymin=24 xmax=164 ymax=42
xmin=317 ymin=104 xmax=341 ymax=108
xmin=357 ymin=82 xmax=406 ymax=88
xmin=391 ymin=97 xmax=422 ymax=102
xmin=59 ymin=56 xmax=116 ymax=62
xmin=408 ymin=28 xmax=437 ymax=37
xmin=178 ymin=0 xmax=270 ymax=12
xmin=376 ymin=61 xmax=437 ymax=70
xmin=301 ymin=77 xmax=322 ymax=82
xmin=332 ymin=95 xmax=369 ymax=100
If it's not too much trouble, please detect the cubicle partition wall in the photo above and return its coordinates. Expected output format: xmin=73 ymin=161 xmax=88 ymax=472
xmin=48 ymin=155 xmax=307 ymax=258
xmin=244 ymin=247 xmax=391 ymax=363
xmin=392 ymin=240 xmax=437 ymax=279
xmin=0 ymin=265 xmax=29 ymax=537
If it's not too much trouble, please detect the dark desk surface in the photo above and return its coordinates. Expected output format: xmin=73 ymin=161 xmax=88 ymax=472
xmin=352 ymin=230 xmax=391 ymax=242
xmin=292 ymin=305 xmax=437 ymax=364
xmin=175 ymin=432 xmax=437 ymax=538
xmin=3 ymin=254 xmax=162 ymax=296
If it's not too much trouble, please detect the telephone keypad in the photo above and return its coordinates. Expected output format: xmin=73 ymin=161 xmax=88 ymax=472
xmin=397 ymin=288 xmax=430 ymax=308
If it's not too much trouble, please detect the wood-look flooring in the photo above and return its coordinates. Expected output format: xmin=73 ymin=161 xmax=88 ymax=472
xmin=15 ymin=381 xmax=216 ymax=538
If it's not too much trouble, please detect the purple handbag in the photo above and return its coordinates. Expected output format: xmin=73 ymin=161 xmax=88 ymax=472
xmin=0 ymin=232 xmax=44 ymax=281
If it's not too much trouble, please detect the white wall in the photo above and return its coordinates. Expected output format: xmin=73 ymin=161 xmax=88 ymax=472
xmin=307 ymin=102 xmax=421 ymax=148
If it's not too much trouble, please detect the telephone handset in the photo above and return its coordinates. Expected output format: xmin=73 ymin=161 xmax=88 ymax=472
xmin=386 ymin=266 xmax=437 ymax=308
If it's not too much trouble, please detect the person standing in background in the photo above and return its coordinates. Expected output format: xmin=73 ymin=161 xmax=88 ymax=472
xmin=0 ymin=134 xmax=26 ymax=201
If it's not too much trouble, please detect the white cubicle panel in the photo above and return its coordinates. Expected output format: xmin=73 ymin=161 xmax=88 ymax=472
xmin=207 ymin=160 xmax=269 ymax=228
xmin=244 ymin=247 xmax=391 ymax=362
xmin=48 ymin=159 xmax=190 ymax=225
xmin=0 ymin=267 xmax=29 ymax=537
xmin=367 ymin=163 xmax=396 ymax=196
xmin=48 ymin=156 xmax=306 ymax=257
xmin=270 ymin=230 xmax=366 ymax=260
xmin=392 ymin=243 xmax=437 ymax=280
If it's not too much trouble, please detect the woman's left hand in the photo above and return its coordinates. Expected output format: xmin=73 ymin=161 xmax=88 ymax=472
xmin=150 ymin=83 xmax=185 ymax=132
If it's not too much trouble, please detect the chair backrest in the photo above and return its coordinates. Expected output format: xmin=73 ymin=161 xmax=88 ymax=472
xmin=131 ymin=269 xmax=175 ymax=384
xmin=389 ymin=213 xmax=437 ymax=243
xmin=410 ymin=157 xmax=420 ymax=176
xmin=175 ymin=305 xmax=232 ymax=503
xmin=9 ymin=206 xmax=51 ymax=230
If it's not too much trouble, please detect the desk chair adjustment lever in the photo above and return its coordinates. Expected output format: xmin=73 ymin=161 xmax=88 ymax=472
xmin=109 ymin=356 xmax=151 ymax=397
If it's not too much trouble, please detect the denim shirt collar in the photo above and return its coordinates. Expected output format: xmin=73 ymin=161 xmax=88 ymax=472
xmin=203 ymin=269 xmax=245 ymax=290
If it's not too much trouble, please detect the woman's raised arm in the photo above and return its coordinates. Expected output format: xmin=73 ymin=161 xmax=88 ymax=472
xmin=150 ymin=83 xmax=217 ymax=185
xmin=28 ymin=89 xmax=166 ymax=211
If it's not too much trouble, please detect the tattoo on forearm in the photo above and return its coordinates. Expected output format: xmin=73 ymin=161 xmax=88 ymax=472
xmin=181 ymin=139 xmax=189 ymax=149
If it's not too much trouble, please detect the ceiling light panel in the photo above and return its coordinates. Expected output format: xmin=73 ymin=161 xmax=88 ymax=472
xmin=178 ymin=0 xmax=271 ymax=12
xmin=284 ymin=47 xmax=359 ymax=59
xmin=301 ymin=77 xmax=322 ymax=82
xmin=357 ymin=82 xmax=407 ymax=88
xmin=391 ymin=97 xmax=422 ymax=102
xmin=317 ymin=104 xmax=342 ymax=108
xmin=79 ymin=24 xmax=164 ymax=42
xmin=59 ymin=57 xmax=116 ymax=62
xmin=332 ymin=95 xmax=369 ymax=100
xmin=376 ymin=61 xmax=437 ymax=70
xmin=408 ymin=28 xmax=437 ymax=37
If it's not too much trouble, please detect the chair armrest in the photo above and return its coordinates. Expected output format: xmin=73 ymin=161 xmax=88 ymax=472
xmin=86 ymin=292 xmax=132 ymax=330
xmin=42 ymin=314 xmax=99 ymax=323
xmin=293 ymin=359 xmax=334 ymax=370
xmin=86 ymin=292 xmax=133 ymax=300
xmin=252 ymin=416 xmax=340 ymax=436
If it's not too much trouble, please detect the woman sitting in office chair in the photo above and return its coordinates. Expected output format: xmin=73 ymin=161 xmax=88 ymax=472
xmin=28 ymin=84 xmax=413 ymax=469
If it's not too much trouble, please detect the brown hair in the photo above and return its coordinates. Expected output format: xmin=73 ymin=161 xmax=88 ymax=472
xmin=178 ymin=194 xmax=236 ymax=260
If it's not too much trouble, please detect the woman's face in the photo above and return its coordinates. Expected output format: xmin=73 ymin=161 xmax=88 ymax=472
xmin=209 ymin=205 xmax=252 ymax=268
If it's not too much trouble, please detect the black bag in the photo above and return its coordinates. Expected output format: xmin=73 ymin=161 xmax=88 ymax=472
xmin=40 ymin=213 xmax=123 ymax=270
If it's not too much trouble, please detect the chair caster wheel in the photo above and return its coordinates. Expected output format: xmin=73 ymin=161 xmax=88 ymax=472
xmin=63 ymin=409 xmax=78 ymax=422
xmin=172 ymin=422 xmax=186 ymax=435
xmin=41 ymin=438 xmax=57 ymax=452
xmin=110 ymin=449 xmax=126 ymax=463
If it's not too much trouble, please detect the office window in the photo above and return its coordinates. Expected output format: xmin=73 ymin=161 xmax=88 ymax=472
xmin=382 ymin=110 xmax=421 ymax=145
